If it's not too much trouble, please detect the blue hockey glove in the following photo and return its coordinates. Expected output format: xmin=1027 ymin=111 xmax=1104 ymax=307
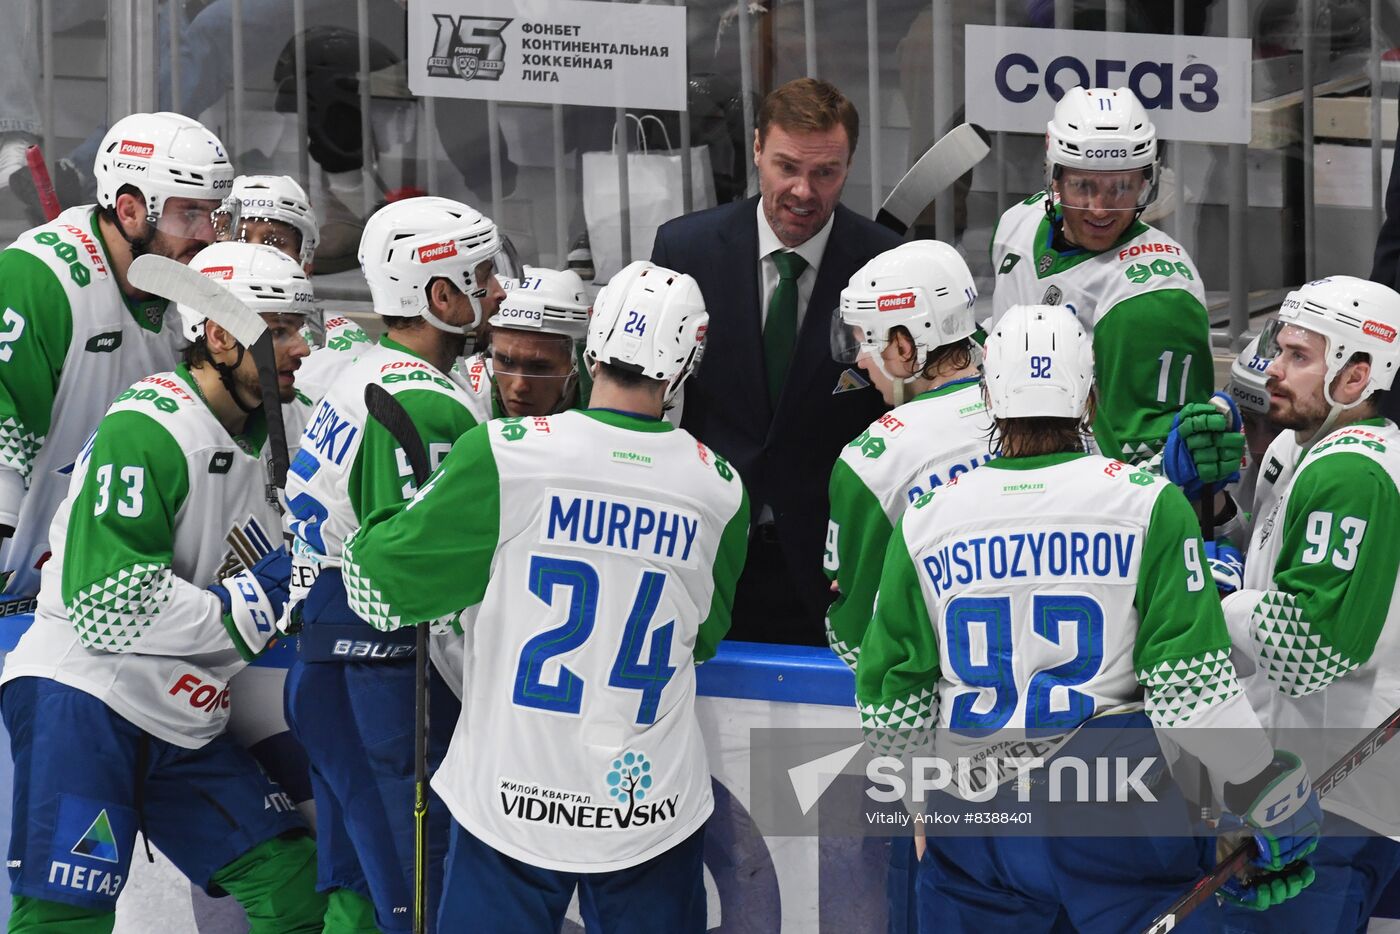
xmin=209 ymin=547 xmax=292 ymax=659
xmin=1220 ymin=862 xmax=1316 ymax=911
xmin=1221 ymin=750 xmax=1322 ymax=872
xmin=1204 ymin=541 xmax=1244 ymax=596
xmin=1163 ymin=392 xmax=1244 ymax=500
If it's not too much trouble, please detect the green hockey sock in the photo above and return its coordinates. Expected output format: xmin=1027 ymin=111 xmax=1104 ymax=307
xmin=323 ymin=887 xmax=383 ymax=934
xmin=209 ymin=833 xmax=326 ymax=934
xmin=9 ymin=895 xmax=114 ymax=934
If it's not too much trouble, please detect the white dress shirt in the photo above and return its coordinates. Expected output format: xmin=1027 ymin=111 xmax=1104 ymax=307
xmin=756 ymin=200 xmax=835 ymax=330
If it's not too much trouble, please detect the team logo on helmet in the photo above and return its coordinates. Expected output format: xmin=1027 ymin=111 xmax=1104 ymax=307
xmin=877 ymin=292 xmax=917 ymax=313
xmin=426 ymin=15 xmax=511 ymax=83
xmin=1363 ymin=320 xmax=1397 ymax=344
xmin=419 ymin=241 xmax=459 ymax=263
xmin=118 ymin=140 xmax=155 ymax=158
xmin=1042 ymin=285 xmax=1063 ymax=306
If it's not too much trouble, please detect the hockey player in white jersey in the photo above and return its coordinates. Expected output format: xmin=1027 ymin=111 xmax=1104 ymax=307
xmin=825 ymin=240 xmax=992 ymax=933
xmin=0 ymin=241 xmax=322 ymax=933
xmin=1216 ymin=276 xmax=1400 ymax=929
xmin=988 ymin=87 xmax=1235 ymax=484
xmin=476 ymin=265 xmax=592 ymax=419
xmin=825 ymin=239 xmax=990 ymax=669
xmin=282 ymin=196 xmax=504 ymax=933
xmin=341 ymin=260 xmax=749 ymax=933
xmin=857 ymin=304 xmax=1321 ymax=931
xmin=0 ymin=111 xmax=233 ymax=601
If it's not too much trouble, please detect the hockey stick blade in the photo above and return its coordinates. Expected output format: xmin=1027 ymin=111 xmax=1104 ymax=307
xmin=1141 ymin=705 xmax=1400 ymax=933
xmin=362 ymin=382 xmax=432 ymax=934
xmin=877 ymin=123 xmax=991 ymax=235
xmin=127 ymin=254 xmax=266 ymax=347
xmin=127 ymin=255 xmax=289 ymax=497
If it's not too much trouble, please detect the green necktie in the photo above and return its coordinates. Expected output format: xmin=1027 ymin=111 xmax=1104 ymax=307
xmin=764 ymin=249 xmax=809 ymax=405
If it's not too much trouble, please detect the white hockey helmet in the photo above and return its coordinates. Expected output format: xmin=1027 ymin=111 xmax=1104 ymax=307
xmin=489 ymin=265 xmax=591 ymax=342
xmin=177 ymin=241 xmax=317 ymax=343
xmin=94 ymin=112 xmax=234 ymax=227
xmin=214 ymin=175 xmax=319 ymax=267
xmin=587 ymin=260 xmax=707 ymax=405
xmin=358 ymin=196 xmax=501 ymax=335
xmin=834 ymin=240 xmax=978 ymax=381
xmin=1045 ymin=86 xmax=1157 ymax=212
xmin=1260 ymin=275 xmax=1400 ymax=409
xmin=983 ymin=304 xmax=1095 ymax=419
xmin=1227 ymin=333 xmax=1273 ymax=417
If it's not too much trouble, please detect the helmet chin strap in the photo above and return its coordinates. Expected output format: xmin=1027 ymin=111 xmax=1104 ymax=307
xmin=212 ymin=343 xmax=260 ymax=414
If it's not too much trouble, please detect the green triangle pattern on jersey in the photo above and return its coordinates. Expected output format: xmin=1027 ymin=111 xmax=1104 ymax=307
xmin=1249 ymin=591 xmax=1357 ymax=697
xmin=1137 ymin=648 xmax=1241 ymax=728
xmin=824 ymin=616 xmax=860 ymax=670
xmin=859 ymin=686 xmax=938 ymax=757
xmin=71 ymin=808 xmax=120 ymax=863
xmin=0 ymin=415 xmax=41 ymax=482
xmin=70 ymin=562 xmax=173 ymax=650
xmin=340 ymin=543 xmax=401 ymax=632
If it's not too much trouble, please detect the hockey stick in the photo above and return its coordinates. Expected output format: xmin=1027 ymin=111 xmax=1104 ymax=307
xmin=362 ymin=383 xmax=432 ymax=934
xmin=1141 ymin=704 xmax=1400 ymax=933
xmin=876 ymin=123 xmax=991 ymax=235
xmin=24 ymin=146 xmax=61 ymax=222
xmin=126 ymin=254 xmax=290 ymax=503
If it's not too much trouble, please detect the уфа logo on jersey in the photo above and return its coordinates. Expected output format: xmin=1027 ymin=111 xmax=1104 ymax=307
xmin=497 ymin=750 xmax=680 ymax=831
xmin=46 ymin=798 xmax=129 ymax=900
xmin=1363 ymin=319 xmax=1398 ymax=344
xmin=118 ymin=139 xmax=155 ymax=158
xmin=200 ymin=265 xmax=235 ymax=281
xmin=418 ymin=240 xmax=459 ymax=263
xmin=427 ymin=15 xmax=511 ymax=82
xmin=877 ymin=292 xmax=917 ymax=313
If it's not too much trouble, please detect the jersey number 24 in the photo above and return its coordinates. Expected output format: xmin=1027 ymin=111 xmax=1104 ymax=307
xmin=513 ymin=554 xmax=677 ymax=725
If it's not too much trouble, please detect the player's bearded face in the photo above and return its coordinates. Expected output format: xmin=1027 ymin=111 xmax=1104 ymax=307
xmin=231 ymin=314 xmax=310 ymax=405
xmin=1054 ymin=169 xmax=1143 ymax=252
xmin=1263 ymin=324 xmax=1332 ymax=430
xmin=755 ymin=123 xmax=851 ymax=248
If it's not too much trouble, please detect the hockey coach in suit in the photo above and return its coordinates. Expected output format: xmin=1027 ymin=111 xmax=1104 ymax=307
xmin=652 ymin=77 xmax=902 ymax=645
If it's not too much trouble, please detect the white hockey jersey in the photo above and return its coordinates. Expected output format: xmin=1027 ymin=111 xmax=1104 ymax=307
xmin=0 ymin=206 xmax=184 ymax=596
xmin=1223 ymin=420 xmax=1400 ymax=836
xmin=988 ymin=196 xmax=1212 ymax=464
xmin=342 ymin=410 xmax=751 ymax=872
xmin=0 ymin=367 xmax=285 ymax=747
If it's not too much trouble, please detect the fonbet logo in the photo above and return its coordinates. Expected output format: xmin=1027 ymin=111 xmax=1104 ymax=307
xmin=167 ymin=671 xmax=230 ymax=713
xmin=1363 ymin=320 xmax=1397 ymax=344
xmin=118 ymin=139 xmax=155 ymax=158
xmin=418 ymin=240 xmax=458 ymax=263
xmin=498 ymin=750 xmax=679 ymax=830
xmin=877 ymin=292 xmax=917 ymax=313
xmin=200 ymin=265 xmax=235 ymax=281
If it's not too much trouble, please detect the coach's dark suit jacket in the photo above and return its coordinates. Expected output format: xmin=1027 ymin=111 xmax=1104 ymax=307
xmin=652 ymin=196 xmax=902 ymax=642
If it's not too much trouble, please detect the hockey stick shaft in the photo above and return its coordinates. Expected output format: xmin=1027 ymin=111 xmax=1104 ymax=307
xmin=1141 ymin=705 xmax=1400 ymax=933
xmin=362 ymin=383 xmax=432 ymax=934
xmin=25 ymin=146 xmax=61 ymax=221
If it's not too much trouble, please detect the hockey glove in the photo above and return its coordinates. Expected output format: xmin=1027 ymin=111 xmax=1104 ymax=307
xmin=210 ymin=547 xmax=292 ymax=661
xmin=1163 ymin=392 xmax=1244 ymax=500
xmin=1221 ymin=750 xmax=1322 ymax=872
xmin=1204 ymin=541 xmax=1244 ymax=596
xmin=1219 ymin=862 xmax=1316 ymax=911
